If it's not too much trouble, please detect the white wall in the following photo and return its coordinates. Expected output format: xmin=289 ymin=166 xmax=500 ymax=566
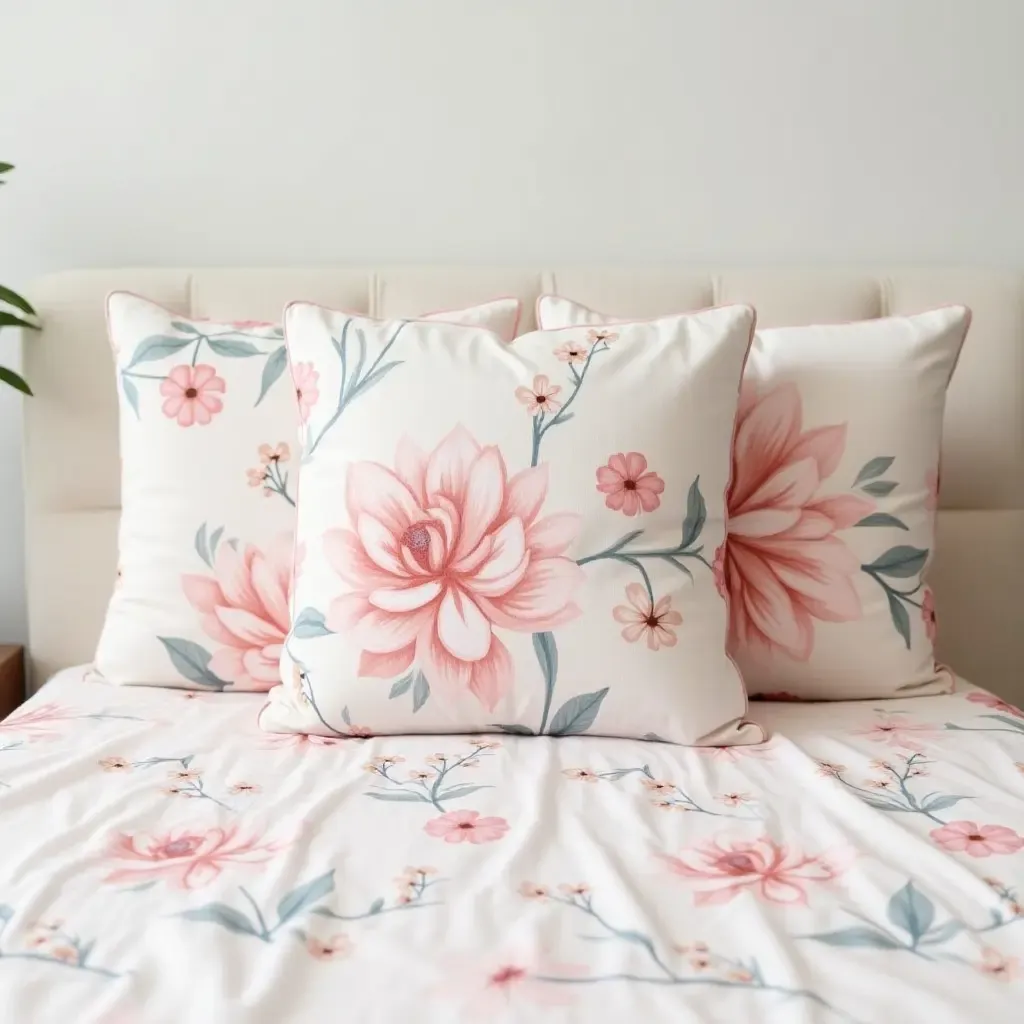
xmin=1 ymin=0 xmax=1023 ymax=642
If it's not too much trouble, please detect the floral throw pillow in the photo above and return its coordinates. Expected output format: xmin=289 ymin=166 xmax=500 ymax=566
xmin=259 ymin=302 xmax=765 ymax=744
xmin=95 ymin=292 xmax=521 ymax=691
xmin=537 ymin=295 xmax=971 ymax=699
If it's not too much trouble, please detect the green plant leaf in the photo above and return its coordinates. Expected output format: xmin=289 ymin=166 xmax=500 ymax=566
xmin=292 ymin=607 xmax=332 ymax=638
xmin=0 ymin=366 xmax=32 ymax=396
xmin=866 ymin=546 xmax=929 ymax=579
xmin=532 ymin=632 xmax=558 ymax=723
xmin=920 ymin=794 xmax=968 ymax=812
xmin=209 ymin=526 xmax=224 ymax=560
xmin=853 ymin=456 xmax=895 ymax=486
xmin=341 ymin=705 xmax=352 ymax=726
xmin=920 ymin=920 xmax=965 ymax=944
xmin=364 ymin=791 xmax=429 ymax=803
xmin=548 ymin=688 xmax=609 ymax=737
xmin=256 ymin=345 xmax=288 ymax=406
xmin=128 ymin=334 xmax=194 ymax=367
xmin=642 ymin=733 xmax=667 ymax=742
xmin=181 ymin=904 xmax=260 ymax=937
xmin=680 ymin=476 xmax=706 ymax=548
xmin=862 ymin=480 xmax=898 ymax=498
xmin=206 ymin=337 xmax=262 ymax=358
xmin=412 ymin=671 xmax=430 ymax=712
xmin=169 ymin=321 xmax=200 ymax=334
xmin=0 ymin=284 xmax=37 ymax=318
xmin=157 ymin=637 xmax=228 ymax=688
xmin=809 ymin=927 xmax=902 ymax=949
xmin=855 ymin=513 xmax=909 ymax=530
xmin=194 ymin=523 xmax=211 ymax=567
xmin=494 ymin=724 xmax=534 ymax=735
xmin=120 ymin=374 xmax=140 ymax=417
xmin=602 ymin=529 xmax=645 ymax=556
xmin=277 ymin=870 xmax=335 ymax=924
xmin=368 ymin=898 xmax=384 ymax=915
xmin=886 ymin=591 xmax=912 ymax=649
xmin=0 ymin=904 xmax=13 ymax=922
xmin=887 ymin=881 xmax=934 ymax=943
xmin=355 ymin=359 xmax=402 ymax=394
xmin=978 ymin=714 xmax=1024 ymax=733
xmin=0 ymin=163 xmax=13 ymax=176
xmin=389 ymin=673 xmax=414 ymax=699
xmin=0 ymin=311 xmax=37 ymax=330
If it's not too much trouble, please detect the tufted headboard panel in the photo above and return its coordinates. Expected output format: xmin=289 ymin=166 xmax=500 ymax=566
xmin=22 ymin=268 xmax=1024 ymax=699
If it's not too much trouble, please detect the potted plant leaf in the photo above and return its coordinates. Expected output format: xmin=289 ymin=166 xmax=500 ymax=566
xmin=0 ymin=163 xmax=40 ymax=395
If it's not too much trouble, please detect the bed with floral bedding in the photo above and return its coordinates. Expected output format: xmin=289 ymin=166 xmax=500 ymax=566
xmin=1 ymin=667 xmax=1023 ymax=1023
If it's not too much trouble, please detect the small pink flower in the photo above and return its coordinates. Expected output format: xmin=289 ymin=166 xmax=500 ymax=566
xmin=816 ymin=761 xmax=846 ymax=778
xmin=712 ymin=544 xmax=727 ymax=599
xmin=562 ymin=768 xmax=599 ymax=782
xmin=515 ymin=374 xmax=562 ymax=415
xmin=306 ymin=934 xmax=352 ymax=961
xmin=346 ymin=724 xmax=373 ymax=738
xmin=258 ymin=442 xmax=290 ymax=465
xmin=49 ymin=945 xmax=79 ymax=965
xmin=921 ymin=588 xmax=937 ymax=643
xmin=930 ymin=821 xmax=1024 ymax=858
xmin=977 ymin=947 xmax=1020 ymax=981
xmin=519 ymin=882 xmax=549 ymax=900
xmin=424 ymin=810 xmax=509 ymax=845
xmin=967 ymin=691 xmax=1024 ymax=718
xmin=596 ymin=453 xmax=665 ymax=516
xmin=660 ymin=835 xmax=851 ymax=906
xmin=613 ymin=584 xmax=682 ymax=650
xmin=553 ymin=340 xmax=589 ymax=364
xmin=99 ymin=756 xmax=131 ymax=772
xmin=246 ymin=468 xmax=267 ymax=488
xmin=292 ymin=362 xmax=320 ymax=423
xmin=558 ymin=883 xmax=590 ymax=897
xmin=229 ymin=782 xmax=260 ymax=795
xmin=641 ymin=778 xmax=676 ymax=794
xmin=853 ymin=714 xmax=939 ymax=752
xmin=718 ymin=792 xmax=752 ymax=807
xmin=159 ymin=364 xmax=226 ymax=427
xmin=587 ymin=328 xmax=618 ymax=345
xmin=103 ymin=825 xmax=285 ymax=889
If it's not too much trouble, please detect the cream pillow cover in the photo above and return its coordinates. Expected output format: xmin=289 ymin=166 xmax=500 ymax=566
xmin=95 ymin=292 xmax=521 ymax=690
xmin=260 ymin=302 xmax=765 ymax=745
xmin=536 ymin=295 xmax=971 ymax=700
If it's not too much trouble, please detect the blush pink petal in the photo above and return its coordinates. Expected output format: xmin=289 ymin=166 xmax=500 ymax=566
xmin=525 ymin=514 xmax=581 ymax=558
xmin=359 ymin=646 xmax=416 ymax=678
xmin=425 ymin=426 xmax=481 ymax=500
xmin=468 ymin=635 xmax=514 ymax=710
xmin=503 ymin=465 xmax=549 ymax=525
xmin=346 ymin=463 xmax=422 ymax=537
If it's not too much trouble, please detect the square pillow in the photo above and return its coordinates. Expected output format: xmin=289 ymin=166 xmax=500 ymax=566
xmin=259 ymin=302 xmax=766 ymax=745
xmin=95 ymin=292 xmax=521 ymax=690
xmin=536 ymin=295 xmax=971 ymax=700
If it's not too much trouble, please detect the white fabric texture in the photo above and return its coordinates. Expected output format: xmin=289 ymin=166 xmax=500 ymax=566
xmin=537 ymin=296 xmax=971 ymax=700
xmin=95 ymin=293 xmax=520 ymax=691
xmin=2 ymin=667 xmax=1024 ymax=1023
xmin=263 ymin=303 xmax=761 ymax=744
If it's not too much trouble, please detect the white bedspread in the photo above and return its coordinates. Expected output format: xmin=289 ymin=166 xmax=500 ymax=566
xmin=1 ymin=667 xmax=1023 ymax=1023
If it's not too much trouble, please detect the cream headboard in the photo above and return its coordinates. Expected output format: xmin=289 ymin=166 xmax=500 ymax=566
xmin=22 ymin=268 xmax=1024 ymax=700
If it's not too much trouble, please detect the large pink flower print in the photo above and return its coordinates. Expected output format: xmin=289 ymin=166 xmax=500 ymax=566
xmin=930 ymin=821 xmax=1024 ymax=858
xmin=182 ymin=533 xmax=293 ymax=690
xmin=325 ymin=426 xmax=583 ymax=710
xmin=160 ymin=364 xmax=226 ymax=427
xmin=726 ymin=383 xmax=874 ymax=660
xmin=659 ymin=834 xmax=850 ymax=906
xmin=103 ymin=825 xmax=285 ymax=889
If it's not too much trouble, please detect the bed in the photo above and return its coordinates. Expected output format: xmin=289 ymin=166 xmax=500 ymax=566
xmin=6 ymin=268 xmax=1024 ymax=1023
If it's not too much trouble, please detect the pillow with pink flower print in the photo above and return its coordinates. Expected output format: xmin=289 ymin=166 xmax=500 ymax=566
xmin=95 ymin=292 xmax=521 ymax=690
xmin=536 ymin=296 xmax=971 ymax=700
xmin=260 ymin=302 xmax=766 ymax=744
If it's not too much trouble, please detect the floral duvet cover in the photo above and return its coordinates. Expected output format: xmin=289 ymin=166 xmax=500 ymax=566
xmin=0 ymin=667 xmax=1023 ymax=1023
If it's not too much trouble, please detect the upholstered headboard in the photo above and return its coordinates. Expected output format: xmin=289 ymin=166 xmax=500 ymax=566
xmin=22 ymin=268 xmax=1024 ymax=700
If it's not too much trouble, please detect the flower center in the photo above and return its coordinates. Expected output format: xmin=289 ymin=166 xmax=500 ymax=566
xmin=490 ymin=965 xmax=526 ymax=987
xmin=968 ymin=833 xmax=986 ymax=842
xmin=645 ymin=615 xmax=661 ymax=629
xmin=184 ymin=387 xmax=198 ymax=399
xmin=402 ymin=521 xmax=443 ymax=573
xmin=163 ymin=838 xmax=199 ymax=857
xmin=457 ymin=821 xmax=475 ymax=830
xmin=721 ymin=853 xmax=757 ymax=873
xmin=623 ymin=479 xmax=637 ymax=490
xmin=536 ymin=395 xmax=547 ymax=404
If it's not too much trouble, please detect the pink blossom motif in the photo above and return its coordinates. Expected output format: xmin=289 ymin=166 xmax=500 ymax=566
xmin=853 ymin=713 xmax=940 ymax=752
xmin=726 ymin=383 xmax=874 ymax=661
xmin=0 ymin=703 xmax=79 ymax=741
xmin=182 ymin=533 xmax=293 ymax=690
xmin=424 ymin=809 xmax=510 ymax=845
xmin=929 ymin=821 xmax=1024 ymax=858
xmin=553 ymin=340 xmax=588 ymax=364
xmin=596 ymin=452 xmax=665 ymax=516
xmin=103 ymin=825 xmax=285 ymax=889
xmin=967 ymin=691 xmax=1024 ymax=718
xmin=515 ymin=374 xmax=562 ymax=415
xmin=159 ymin=364 xmax=226 ymax=427
xmin=659 ymin=835 xmax=850 ymax=906
xmin=325 ymin=426 xmax=583 ymax=710
xmin=306 ymin=934 xmax=352 ymax=961
xmin=612 ymin=584 xmax=682 ymax=650
xmin=257 ymin=731 xmax=344 ymax=751
xmin=977 ymin=947 xmax=1021 ymax=982
xmin=712 ymin=544 xmax=727 ymax=599
xmin=921 ymin=588 xmax=937 ymax=643
xmin=292 ymin=362 xmax=320 ymax=422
